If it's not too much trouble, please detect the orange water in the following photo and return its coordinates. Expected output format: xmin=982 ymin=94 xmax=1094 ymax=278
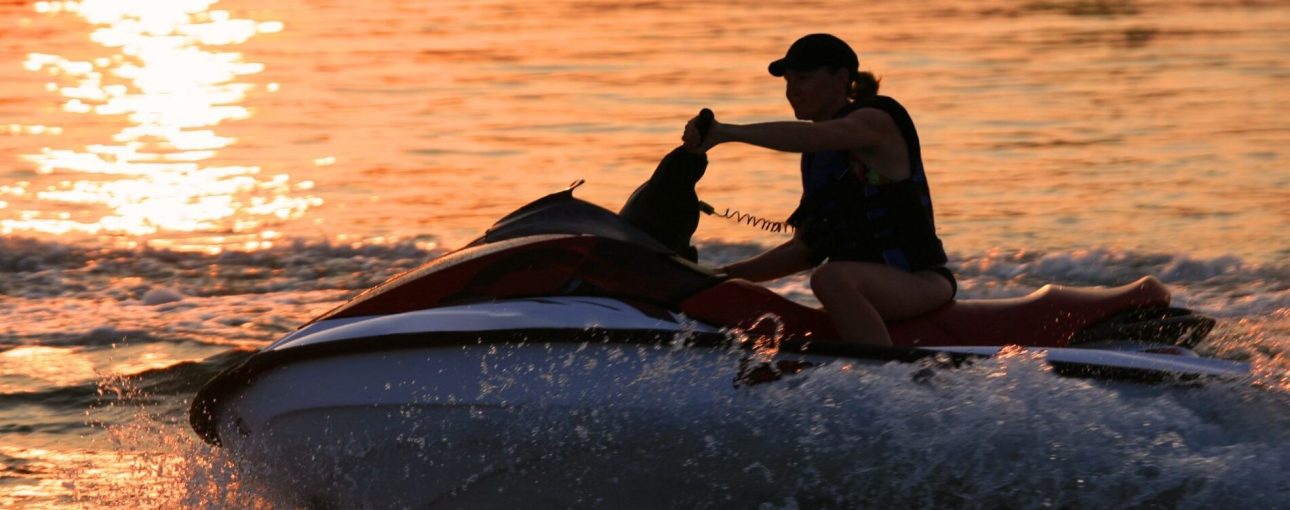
xmin=1 ymin=1 xmax=1289 ymax=508
xmin=1 ymin=0 xmax=1286 ymax=260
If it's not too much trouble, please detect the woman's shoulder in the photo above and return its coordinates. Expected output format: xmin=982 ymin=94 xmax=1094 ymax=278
xmin=845 ymin=96 xmax=917 ymax=135
xmin=848 ymin=95 xmax=908 ymax=115
xmin=840 ymin=103 xmax=900 ymax=135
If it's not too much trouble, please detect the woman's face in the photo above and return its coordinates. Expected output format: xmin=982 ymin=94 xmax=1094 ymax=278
xmin=784 ymin=67 xmax=850 ymax=121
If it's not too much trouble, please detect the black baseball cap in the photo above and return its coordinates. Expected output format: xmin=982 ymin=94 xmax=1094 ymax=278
xmin=768 ymin=34 xmax=859 ymax=77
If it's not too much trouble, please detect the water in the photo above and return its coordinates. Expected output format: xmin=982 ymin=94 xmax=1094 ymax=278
xmin=0 ymin=0 xmax=1287 ymax=507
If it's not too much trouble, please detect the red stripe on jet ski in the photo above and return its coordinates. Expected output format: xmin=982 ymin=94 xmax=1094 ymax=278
xmin=315 ymin=235 xmax=722 ymax=322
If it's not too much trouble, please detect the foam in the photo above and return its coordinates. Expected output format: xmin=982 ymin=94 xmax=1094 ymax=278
xmin=191 ymin=344 xmax=1289 ymax=508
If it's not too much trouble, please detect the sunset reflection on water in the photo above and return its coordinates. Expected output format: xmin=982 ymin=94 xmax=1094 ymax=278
xmin=0 ymin=0 xmax=1286 ymax=508
xmin=4 ymin=0 xmax=318 ymax=253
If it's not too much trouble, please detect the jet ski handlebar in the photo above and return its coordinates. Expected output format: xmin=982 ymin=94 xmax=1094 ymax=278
xmin=694 ymin=108 xmax=714 ymax=143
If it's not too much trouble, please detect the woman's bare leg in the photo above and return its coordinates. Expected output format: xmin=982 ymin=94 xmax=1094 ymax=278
xmin=809 ymin=261 xmax=954 ymax=345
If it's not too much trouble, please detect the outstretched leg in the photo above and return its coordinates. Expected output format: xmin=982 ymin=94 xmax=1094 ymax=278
xmin=809 ymin=261 xmax=954 ymax=345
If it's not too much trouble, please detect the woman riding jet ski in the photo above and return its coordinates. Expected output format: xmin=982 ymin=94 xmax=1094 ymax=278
xmin=185 ymin=148 xmax=1242 ymax=507
xmin=683 ymin=33 xmax=956 ymax=347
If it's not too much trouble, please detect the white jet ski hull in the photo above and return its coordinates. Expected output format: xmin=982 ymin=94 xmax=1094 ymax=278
xmin=201 ymin=298 xmax=1248 ymax=508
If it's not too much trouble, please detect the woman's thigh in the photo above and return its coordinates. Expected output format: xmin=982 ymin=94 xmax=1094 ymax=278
xmin=810 ymin=261 xmax=953 ymax=321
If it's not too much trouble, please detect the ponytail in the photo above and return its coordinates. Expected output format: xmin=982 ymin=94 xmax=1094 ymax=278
xmin=849 ymin=70 xmax=880 ymax=100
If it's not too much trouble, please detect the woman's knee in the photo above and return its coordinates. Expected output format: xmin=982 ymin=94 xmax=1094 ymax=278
xmin=810 ymin=262 xmax=857 ymax=297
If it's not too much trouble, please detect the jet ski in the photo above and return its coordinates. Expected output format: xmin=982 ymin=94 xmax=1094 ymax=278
xmin=188 ymin=112 xmax=1248 ymax=508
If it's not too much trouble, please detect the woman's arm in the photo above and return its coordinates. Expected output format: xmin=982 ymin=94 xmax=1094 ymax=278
xmin=720 ymin=236 xmax=814 ymax=283
xmin=685 ymin=109 xmax=891 ymax=154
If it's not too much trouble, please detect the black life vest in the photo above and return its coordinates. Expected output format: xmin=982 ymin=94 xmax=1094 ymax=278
xmin=786 ymin=96 xmax=948 ymax=271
